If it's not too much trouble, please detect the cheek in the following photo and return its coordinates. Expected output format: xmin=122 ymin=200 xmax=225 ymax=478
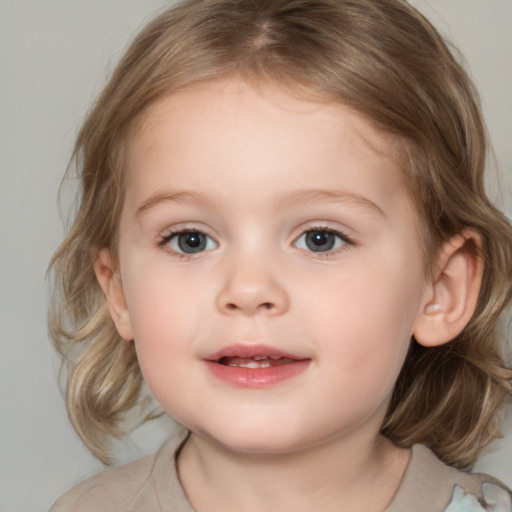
xmin=122 ymin=265 xmax=196 ymax=380
xmin=304 ymin=254 xmax=424 ymax=387
xmin=128 ymin=288 xmax=198 ymax=417
xmin=123 ymin=254 xmax=202 ymax=335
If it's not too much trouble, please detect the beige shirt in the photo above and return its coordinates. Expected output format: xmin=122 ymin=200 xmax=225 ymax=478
xmin=51 ymin=428 xmax=511 ymax=512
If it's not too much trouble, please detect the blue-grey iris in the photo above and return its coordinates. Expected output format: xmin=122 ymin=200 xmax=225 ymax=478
xmin=305 ymin=231 xmax=336 ymax=252
xmin=178 ymin=232 xmax=207 ymax=253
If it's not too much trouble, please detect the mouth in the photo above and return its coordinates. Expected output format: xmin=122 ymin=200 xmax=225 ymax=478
xmin=217 ymin=355 xmax=297 ymax=369
xmin=204 ymin=344 xmax=310 ymax=388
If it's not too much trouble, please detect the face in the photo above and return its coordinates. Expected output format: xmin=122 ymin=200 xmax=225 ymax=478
xmin=111 ymin=78 xmax=430 ymax=454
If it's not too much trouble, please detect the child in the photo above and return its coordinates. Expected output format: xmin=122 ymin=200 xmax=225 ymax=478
xmin=49 ymin=0 xmax=512 ymax=510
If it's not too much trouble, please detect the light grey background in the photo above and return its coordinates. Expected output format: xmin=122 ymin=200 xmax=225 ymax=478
xmin=1 ymin=1 xmax=510 ymax=511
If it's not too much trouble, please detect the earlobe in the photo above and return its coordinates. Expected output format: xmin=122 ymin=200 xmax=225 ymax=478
xmin=94 ymin=248 xmax=134 ymax=341
xmin=413 ymin=230 xmax=483 ymax=347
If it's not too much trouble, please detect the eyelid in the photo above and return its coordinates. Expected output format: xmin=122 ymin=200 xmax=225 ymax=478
xmin=158 ymin=221 xmax=217 ymax=241
xmin=292 ymin=224 xmax=355 ymax=255
xmin=292 ymin=221 xmax=355 ymax=242
xmin=158 ymin=225 xmax=219 ymax=257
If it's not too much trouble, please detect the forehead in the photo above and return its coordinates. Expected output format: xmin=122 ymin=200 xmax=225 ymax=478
xmin=123 ymin=77 xmax=408 ymax=214
xmin=135 ymin=78 xmax=399 ymax=149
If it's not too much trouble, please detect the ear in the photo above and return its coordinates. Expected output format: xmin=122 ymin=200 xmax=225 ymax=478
xmin=94 ymin=248 xmax=134 ymax=341
xmin=413 ymin=229 xmax=483 ymax=347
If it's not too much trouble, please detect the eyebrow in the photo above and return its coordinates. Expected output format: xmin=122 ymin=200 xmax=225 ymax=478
xmin=275 ymin=189 xmax=385 ymax=217
xmin=135 ymin=188 xmax=385 ymax=218
xmin=135 ymin=191 xmax=207 ymax=217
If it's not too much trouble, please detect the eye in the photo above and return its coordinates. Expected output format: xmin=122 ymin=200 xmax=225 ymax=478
xmin=162 ymin=230 xmax=218 ymax=254
xmin=294 ymin=229 xmax=349 ymax=253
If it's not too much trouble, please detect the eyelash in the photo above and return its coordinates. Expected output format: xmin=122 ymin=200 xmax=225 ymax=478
xmin=293 ymin=226 xmax=354 ymax=257
xmin=158 ymin=228 xmax=217 ymax=259
xmin=158 ymin=226 xmax=354 ymax=258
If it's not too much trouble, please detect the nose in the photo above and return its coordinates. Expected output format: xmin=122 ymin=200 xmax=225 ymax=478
xmin=215 ymin=255 xmax=290 ymax=316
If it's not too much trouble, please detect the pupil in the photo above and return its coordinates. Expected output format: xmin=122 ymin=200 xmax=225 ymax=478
xmin=306 ymin=231 xmax=335 ymax=252
xmin=178 ymin=232 xmax=206 ymax=253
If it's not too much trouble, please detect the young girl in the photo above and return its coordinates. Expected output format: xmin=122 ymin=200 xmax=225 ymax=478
xmin=49 ymin=0 xmax=512 ymax=510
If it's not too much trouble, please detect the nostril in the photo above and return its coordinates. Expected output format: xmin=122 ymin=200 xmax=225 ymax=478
xmin=223 ymin=301 xmax=274 ymax=312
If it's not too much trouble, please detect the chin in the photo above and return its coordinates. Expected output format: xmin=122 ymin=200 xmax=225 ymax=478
xmin=193 ymin=420 xmax=319 ymax=455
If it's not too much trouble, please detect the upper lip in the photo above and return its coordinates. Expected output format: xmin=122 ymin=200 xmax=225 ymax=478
xmin=205 ymin=344 xmax=305 ymax=362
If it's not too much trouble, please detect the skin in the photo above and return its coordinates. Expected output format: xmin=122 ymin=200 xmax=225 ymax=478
xmin=96 ymin=77 xmax=482 ymax=512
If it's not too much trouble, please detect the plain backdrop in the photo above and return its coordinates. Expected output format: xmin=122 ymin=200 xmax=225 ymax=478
xmin=0 ymin=1 xmax=511 ymax=511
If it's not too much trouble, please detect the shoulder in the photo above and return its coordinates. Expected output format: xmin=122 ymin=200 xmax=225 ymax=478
xmin=444 ymin=480 xmax=512 ymax=512
xmin=387 ymin=444 xmax=511 ymax=512
xmin=49 ymin=453 xmax=157 ymax=512
xmin=50 ymin=429 xmax=191 ymax=512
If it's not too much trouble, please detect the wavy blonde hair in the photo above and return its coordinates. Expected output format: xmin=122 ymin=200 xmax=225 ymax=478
xmin=49 ymin=0 xmax=512 ymax=467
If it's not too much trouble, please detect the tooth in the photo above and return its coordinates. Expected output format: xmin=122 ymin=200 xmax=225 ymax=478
xmin=253 ymin=356 xmax=268 ymax=361
xmin=225 ymin=359 xmax=272 ymax=368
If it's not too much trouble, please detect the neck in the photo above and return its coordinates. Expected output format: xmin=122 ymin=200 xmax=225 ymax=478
xmin=177 ymin=430 xmax=410 ymax=512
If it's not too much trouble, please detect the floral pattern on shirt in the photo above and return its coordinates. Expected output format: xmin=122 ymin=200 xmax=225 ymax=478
xmin=443 ymin=484 xmax=512 ymax=512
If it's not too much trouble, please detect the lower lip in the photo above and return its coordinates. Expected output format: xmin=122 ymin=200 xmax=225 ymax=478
xmin=204 ymin=360 xmax=310 ymax=388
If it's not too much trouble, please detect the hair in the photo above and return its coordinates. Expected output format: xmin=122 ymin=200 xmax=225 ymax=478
xmin=49 ymin=0 xmax=512 ymax=468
